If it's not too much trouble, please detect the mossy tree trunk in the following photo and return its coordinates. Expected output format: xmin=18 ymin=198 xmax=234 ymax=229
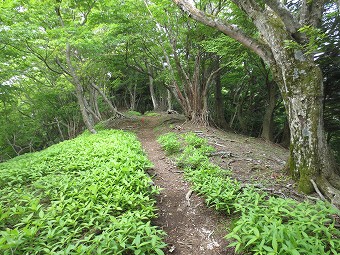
xmin=278 ymin=60 xmax=331 ymax=193
xmin=173 ymin=0 xmax=340 ymax=204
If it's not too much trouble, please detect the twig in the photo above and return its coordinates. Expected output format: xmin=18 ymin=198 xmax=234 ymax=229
xmin=209 ymin=151 xmax=232 ymax=157
xmin=186 ymin=189 xmax=193 ymax=206
xmin=214 ymin=143 xmax=227 ymax=148
xmin=207 ymin=230 xmax=214 ymax=239
xmin=310 ymin=179 xmax=326 ymax=201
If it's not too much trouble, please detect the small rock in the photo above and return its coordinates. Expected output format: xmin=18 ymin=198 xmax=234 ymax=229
xmin=169 ymin=245 xmax=176 ymax=253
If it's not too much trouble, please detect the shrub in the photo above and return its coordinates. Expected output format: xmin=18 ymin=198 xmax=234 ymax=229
xmin=177 ymin=145 xmax=211 ymax=169
xmin=127 ymin=110 xmax=143 ymax=116
xmin=182 ymin=132 xmax=207 ymax=148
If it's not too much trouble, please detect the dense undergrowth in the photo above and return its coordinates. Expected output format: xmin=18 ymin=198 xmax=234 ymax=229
xmin=0 ymin=130 xmax=166 ymax=254
xmin=158 ymin=132 xmax=340 ymax=255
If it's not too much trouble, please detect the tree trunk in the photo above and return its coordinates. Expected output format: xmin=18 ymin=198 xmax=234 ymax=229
xmin=89 ymin=88 xmax=102 ymax=121
xmin=236 ymin=97 xmax=247 ymax=133
xmin=90 ymin=82 xmax=124 ymax=118
xmin=128 ymin=83 xmax=138 ymax=111
xmin=55 ymin=7 xmax=96 ymax=134
xmin=278 ymin=61 xmax=338 ymax=193
xmin=213 ymin=60 xmax=228 ymax=129
xmin=261 ymin=81 xmax=276 ymax=141
xmin=279 ymin=118 xmax=290 ymax=148
xmin=172 ymin=0 xmax=340 ymax=203
xmin=73 ymin=83 xmax=97 ymax=134
xmin=64 ymin=44 xmax=96 ymax=133
xmin=167 ymin=89 xmax=173 ymax=112
xmin=190 ymin=87 xmax=209 ymax=125
xmin=147 ymin=64 xmax=159 ymax=111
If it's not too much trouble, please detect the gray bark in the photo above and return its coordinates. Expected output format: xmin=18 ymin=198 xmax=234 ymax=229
xmin=55 ymin=5 xmax=96 ymax=134
xmin=65 ymin=44 xmax=97 ymax=134
xmin=90 ymin=82 xmax=124 ymax=118
xmin=172 ymin=0 xmax=340 ymax=201
xmin=213 ymin=64 xmax=228 ymax=129
xmin=147 ymin=64 xmax=159 ymax=111
xmin=261 ymin=81 xmax=276 ymax=142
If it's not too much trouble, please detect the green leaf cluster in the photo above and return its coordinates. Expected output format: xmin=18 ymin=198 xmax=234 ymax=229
xmin=0 ymin=130 xmax=166 ymax=254
xmin=157 ymin=132 xmax=340 ymax=254
xmin=228 ymin=193 xmax=340 ymax=254
xmin=284 ymin=25 xmax=326 ymax=54
xmin=157 ymin=132 xmax=181 ymax=155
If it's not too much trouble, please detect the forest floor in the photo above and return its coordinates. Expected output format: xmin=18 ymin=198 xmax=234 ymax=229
xmin=105 ymin=113 xmax=313 ymax=255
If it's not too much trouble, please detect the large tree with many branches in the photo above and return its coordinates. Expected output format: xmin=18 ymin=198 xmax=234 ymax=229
xmin=172 ymin=0 xmax=340 ymax=204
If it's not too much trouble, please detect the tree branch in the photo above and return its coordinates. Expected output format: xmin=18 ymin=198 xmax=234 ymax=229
xmin=300 ymin=0 xmax=326 ymax=27
xmin=172 ymin=0 xmax=273 ymax=63
xmin=25 ymin=41 xmax=64 ymax=75
xmin=80 ymin=0 xmax=97 ymax=26
xmin=55 ymin=57 xmax=72 ymax=76
xmin=263 ymin=0 xmax=301 ymax=33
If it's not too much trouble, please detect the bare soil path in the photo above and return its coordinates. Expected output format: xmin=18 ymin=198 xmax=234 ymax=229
xmin=105 ymin=113 xmax=305 ymax=254
xmin=137 ymin=124 xmax=231 ymax=255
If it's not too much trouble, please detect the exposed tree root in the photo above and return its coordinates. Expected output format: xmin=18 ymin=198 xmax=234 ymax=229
xmin=316 ymin=175 xmax=340 ymax=209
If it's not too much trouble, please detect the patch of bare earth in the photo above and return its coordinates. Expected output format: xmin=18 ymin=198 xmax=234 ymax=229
xmin=106 ymin=113 xmax=315 ymax=254
xmin=138 ymin=125 xmax=231 ymax=255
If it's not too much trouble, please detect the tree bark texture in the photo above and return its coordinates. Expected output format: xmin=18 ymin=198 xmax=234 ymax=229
xmin=261 ymin=81 xmax=276 ymax=142
xmin=65 ymin=44 xmax=97 ymax=134
xmin=172 ymin=0 xmax=340 ymax=201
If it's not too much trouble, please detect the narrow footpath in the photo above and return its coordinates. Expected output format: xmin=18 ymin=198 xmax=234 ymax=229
xmin=137 ymin=127 xmax=231 ymax=255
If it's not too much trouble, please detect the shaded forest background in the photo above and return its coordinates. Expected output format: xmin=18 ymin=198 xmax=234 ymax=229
xmin=0 ymin=0 xmax=339 ymax=163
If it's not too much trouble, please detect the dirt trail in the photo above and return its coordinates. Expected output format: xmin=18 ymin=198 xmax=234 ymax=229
xmin=105 ymin=114 xmax=292 ymax=254
xmin=137 ymin=126 xmax=231 ymax=255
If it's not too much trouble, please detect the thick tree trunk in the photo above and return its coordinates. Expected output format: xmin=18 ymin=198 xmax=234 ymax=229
xmin=171 ymin=0 xmax=340 ymax=203
xmin=234 ymin=2 xmax=339 ymax=199
xmin=190 ymin=90 xmax=209 ymax=126
xmin=261 ymin=81 xmax=276 ymax=141
xmin=278 ymin=61 xmax=337 ymax=193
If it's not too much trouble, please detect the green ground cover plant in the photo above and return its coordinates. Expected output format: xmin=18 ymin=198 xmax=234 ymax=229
xmin=0 ymin=130 xmax=166 ymax=255
xmin=157 ymin=133 xmax=181 ymax=155
xmin=158 ymin=132 xmax=340 ymax=255
xmin=144 ymin=112 xmax=160 ymax=117
xmin=126 ymin=111 xmax=143 ymax=116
